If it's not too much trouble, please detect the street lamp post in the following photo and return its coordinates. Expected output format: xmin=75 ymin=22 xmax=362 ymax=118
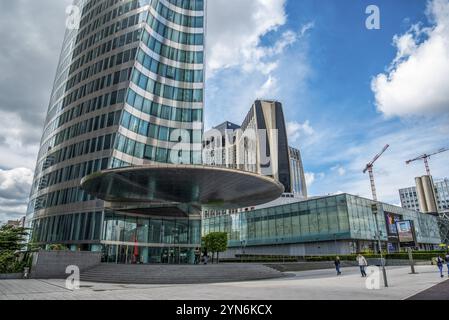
xmin=372 ymin=203 xmax=388 ymax=287
xmin=115 ymin=223 xmax=123 ymax=264
xmin=334 ymin=234 xmax=338 ymax=256
xmin=281 ymin=238 xmax=285 ymax=263
xmin=240 ymin=240 xmax=246 ymax=263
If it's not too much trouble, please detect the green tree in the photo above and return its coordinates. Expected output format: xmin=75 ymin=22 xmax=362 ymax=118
xmin=0 ymin=225 xmax=30 ymax=274
xmin=0 ymin=225 xmax=29 ymax=251
xmin=204 ymin=232 xmax=228 ymax=264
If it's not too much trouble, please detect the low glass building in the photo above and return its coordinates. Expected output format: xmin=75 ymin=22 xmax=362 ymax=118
xmin=202 ymin=194 xmax=442 ymax=257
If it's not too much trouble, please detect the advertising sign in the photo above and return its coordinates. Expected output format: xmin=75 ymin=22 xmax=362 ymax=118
xmin=384 ymin=212 xmax=401 ymax=237
xmin=395 ymin=220 xmax=417 ymax=247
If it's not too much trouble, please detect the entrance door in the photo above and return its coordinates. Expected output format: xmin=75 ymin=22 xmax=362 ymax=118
xmin=172 ymin=247 xmax=180 ymax=264
xmin=106 ymin=245 xmax=189 ymax=264
xmin=161 ymin=248 xmax=170 ymax=264
xmin=115 ymin=245 xmax=135 ymax=264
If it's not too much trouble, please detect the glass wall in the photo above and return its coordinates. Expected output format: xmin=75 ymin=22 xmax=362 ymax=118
xmin=203 ymin=194 xmax=352 ymax=247
xmin=32 ymin=211 xmax=103 ymax=243
xmin=102 ymin=211 xmax=201 ymax=264
xmin=346 ymin=195 xmax=387 ymax=241
xmin=32 ymin=209 xmax=202 ymax=264
xmin=383 ymin=202 xmax=441 ymax=245
xmin=102 ymin=244 xmax=196 ymax=264
xmin=202 ymin=194 xmax=441 ymax=249
xmin=103 ymin=211 xmax=201 ymax=244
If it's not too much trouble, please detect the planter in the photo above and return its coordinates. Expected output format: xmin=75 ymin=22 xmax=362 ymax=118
xmin=0 ymin=273 xmax=23 ymax=279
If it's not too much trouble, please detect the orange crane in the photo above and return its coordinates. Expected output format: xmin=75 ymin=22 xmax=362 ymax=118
xmin=406 ymin=147 xmax=449 ymax=176
xmin=363 ymin=144 xmax=390 ymax=201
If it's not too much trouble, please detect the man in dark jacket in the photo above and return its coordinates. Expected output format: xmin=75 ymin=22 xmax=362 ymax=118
xmin=436 ymin=256 xmax=444 ymax=278
xmin=334 ymin=256 xmax=342 ymax=276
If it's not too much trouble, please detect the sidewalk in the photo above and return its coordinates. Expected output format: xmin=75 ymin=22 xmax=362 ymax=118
xmin=0 ymin=265 xmax=446 ymax=300
xmin=407 ymin=279 xmax=449 ymax=300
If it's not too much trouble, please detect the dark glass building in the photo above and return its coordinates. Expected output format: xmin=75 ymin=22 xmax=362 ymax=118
xmin=26 ymin=0 xmax=205 ymax=264
xmin=203 ymin=100 xmax=304 ymax=196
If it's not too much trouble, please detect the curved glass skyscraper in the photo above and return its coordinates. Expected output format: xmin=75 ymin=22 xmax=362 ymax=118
xmin=27 ymin=0 xmax=205 ymax=264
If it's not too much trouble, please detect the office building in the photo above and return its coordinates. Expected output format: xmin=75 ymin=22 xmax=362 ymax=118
xmin=203 ymin=194 xmax=442 ymax=257
xmin=289 ymin=147 xmax=307 ymax=198
xmin=203 ymin=100 xmax=308 ymax=198
xmin=6 ymin=217 xmax=25 ymax=228
xmin=26 ymin=0 xmax=207 ymax=263
xmin=399 ymin=178 xmax=449 ymax=213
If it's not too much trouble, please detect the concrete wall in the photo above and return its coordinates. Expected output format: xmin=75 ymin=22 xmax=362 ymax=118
xmin=266 ymin=259 xmax=430 ymax=272
xmin=0 ymin=273 xmax=23 ymax=279
xmin=224 ymin=241 xmax=352 ymax=258
xmin=31 ymin=251 xmax=101 ymax=279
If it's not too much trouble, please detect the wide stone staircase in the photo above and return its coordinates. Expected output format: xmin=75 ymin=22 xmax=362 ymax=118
xmin=79 ymin=263 xmax=287 ymax=284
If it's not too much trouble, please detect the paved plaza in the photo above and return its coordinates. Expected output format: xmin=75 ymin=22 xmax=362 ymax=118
xmin=0 ymin=265 xmax=447 ymax=300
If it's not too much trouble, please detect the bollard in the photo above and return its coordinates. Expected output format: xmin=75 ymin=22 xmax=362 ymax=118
xmin=408 ymin=247 xmax=417 ymax=274
xmin=23 ymin=267 xmax=30 ymax=279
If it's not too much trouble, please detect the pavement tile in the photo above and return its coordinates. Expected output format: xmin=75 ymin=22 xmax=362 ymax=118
xmin=0 ymin=266 xmax=446 ymax=300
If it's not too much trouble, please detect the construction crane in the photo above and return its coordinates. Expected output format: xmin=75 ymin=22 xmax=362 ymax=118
xmin=363 ymin=144 xmax=390 ymax=288
xmin=363 ymin=144 xmax=390 ymax=201
xmin=406 ymin=147 xmax=449 ymax=176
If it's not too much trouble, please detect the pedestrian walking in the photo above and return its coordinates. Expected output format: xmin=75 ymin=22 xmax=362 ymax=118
xmin=357 ymin=254 xmax=368 ymax=277
xmin=334 ymin=256 xmax=342 ymax=276
xmin=445 ymin=253 xmax=449 ymax=277
xmin=436 ymin=256 xmax=444 ymax=278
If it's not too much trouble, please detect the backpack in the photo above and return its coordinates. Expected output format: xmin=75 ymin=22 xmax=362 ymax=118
xmin=437 ymin=257 xmax=443 ymax=266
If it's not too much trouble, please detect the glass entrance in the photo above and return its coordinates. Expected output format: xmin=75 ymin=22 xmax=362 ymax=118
xmin=102 ymin=245 xmax=194 ymax=264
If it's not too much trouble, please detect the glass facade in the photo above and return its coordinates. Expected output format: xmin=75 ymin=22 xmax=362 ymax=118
xmin=289 ymin=147 xmax=307 ymax=198
xmin=26 ymin=0 xmax=205 ymax=263
xmin=114 ymin=0 xmax=205 ymax=167
xmin=203 ymin=194 xmax=441 ymax=251
xmin=102 ymin=212 xmax=201 ymax=264
xmin=32 ymin=211 xmax=103 ymax=244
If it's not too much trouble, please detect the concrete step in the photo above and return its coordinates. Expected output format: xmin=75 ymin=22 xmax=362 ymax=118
xmin=79 ymin=263 xmax=286 ymax=284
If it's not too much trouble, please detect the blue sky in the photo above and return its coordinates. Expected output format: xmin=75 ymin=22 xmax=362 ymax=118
xmin=279 ymin=0 xmax=426 ymax=123
xmin=205 ymin=0 xmax=449 ymax=204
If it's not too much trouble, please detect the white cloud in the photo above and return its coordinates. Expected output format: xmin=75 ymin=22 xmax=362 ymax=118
xmin=287 ymin=120 xmax=314 ymax=143
xmin=331 ymin=165 xmax=347 ymax=177
xmin=304 ymin=172 xmax=315 ymax=188
xmin=0 ymin=110 xmax=41 ymax=170
xmin=371 ymin=0 xmax=449 ymax=117
xmin=0 ymin=168 xmax=33 ymax=200
xmin=308 ymin=118 xmax=449 ymax=205
xmin=0 ymin=0 xmax=71 ymax=140
xmin=205 ymin=1 xmax=313 ymax=129
xmin=0 ymin=168 xmax=33 ymax=222
xmin=206 ymin=0 xmax=287 ymax=76
xmin=255 ymin=75 xmax=279 ymax=98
